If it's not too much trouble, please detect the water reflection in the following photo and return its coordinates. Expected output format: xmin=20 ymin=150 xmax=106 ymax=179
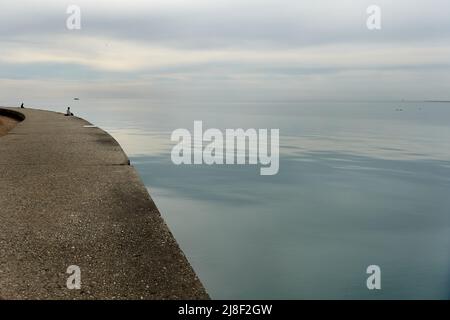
xmin=38 ymin=100 xmax=450 ymax=298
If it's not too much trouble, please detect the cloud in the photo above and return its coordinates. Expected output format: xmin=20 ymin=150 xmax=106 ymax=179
xmin=1 ymin=34 xmax=450 ymax=73
xmin=1 ymin=0 xmax=450 ymax=101
xmin=1 ymin=0 xmax=450 ymax=48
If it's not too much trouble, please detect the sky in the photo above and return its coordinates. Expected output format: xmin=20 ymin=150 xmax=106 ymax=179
xmin=0 ymin=0 xmax=450 ymax=104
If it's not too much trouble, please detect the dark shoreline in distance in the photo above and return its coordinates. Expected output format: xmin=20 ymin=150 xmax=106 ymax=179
xmin=398 ymin=100 xmax=450 ymax=103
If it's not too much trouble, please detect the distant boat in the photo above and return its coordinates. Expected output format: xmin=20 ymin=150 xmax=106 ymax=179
xmin=74 ymin=98 xmax=80 ymax=101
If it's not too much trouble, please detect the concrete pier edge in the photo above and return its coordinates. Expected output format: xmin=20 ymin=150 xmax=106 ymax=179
xmin=0 ymin=108 xmax=26 ymax=121
xmin=0 ymin=107 xmax=209 ymax=300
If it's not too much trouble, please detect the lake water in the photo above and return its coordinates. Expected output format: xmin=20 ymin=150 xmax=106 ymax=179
xmin=26 ymin=100 xmax=450 ymax=299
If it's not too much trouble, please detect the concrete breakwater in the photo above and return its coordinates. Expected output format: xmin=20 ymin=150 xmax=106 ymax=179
xmin=0 ymin=107 xmax=208 ymax=299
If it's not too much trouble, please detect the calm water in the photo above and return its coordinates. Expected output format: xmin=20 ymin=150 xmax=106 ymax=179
xmin=29 ymin=100 xmax=450 ymax=299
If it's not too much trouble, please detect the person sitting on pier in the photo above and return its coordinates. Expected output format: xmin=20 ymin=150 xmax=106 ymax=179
xmin=20 ymin=103 xmax=24 ymax=108
xmin=65 ymin=107 xmax=74 ymax=116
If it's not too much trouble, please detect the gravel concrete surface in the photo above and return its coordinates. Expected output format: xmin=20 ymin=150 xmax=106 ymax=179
xmin=0 ymin=107 xmax=209 ymax=300
xmin=0 ymin=115 xmax=19 ymax=137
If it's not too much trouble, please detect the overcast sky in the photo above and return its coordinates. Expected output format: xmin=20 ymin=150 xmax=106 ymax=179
xmin=1 ymin=0 xmax=449 ymax=103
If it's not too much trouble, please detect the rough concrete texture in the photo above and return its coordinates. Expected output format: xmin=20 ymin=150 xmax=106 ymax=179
xmin=0 ymin=115 xmax=19 ymax=137
xmin=0 ymin=107 xmax=209 ymax=300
